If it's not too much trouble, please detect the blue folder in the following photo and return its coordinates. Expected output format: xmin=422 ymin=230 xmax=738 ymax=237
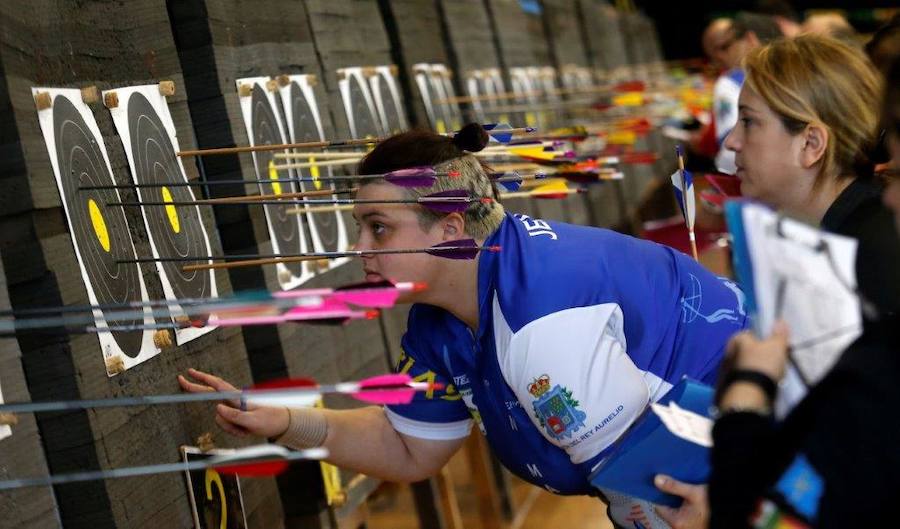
xmin=588 ymin=378 xmax=713 ymax=508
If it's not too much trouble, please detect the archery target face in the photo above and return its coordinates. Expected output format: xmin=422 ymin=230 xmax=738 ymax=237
xmin=236 ymin=77 xmax=314 ymax=290
xmin=367 ymin=67 xmax=408 ymax=135
xmin=510 ymin=67 xmax=541 ymax=128
xmin=105 ymin=84 xmax=218 ymax=345
xmin=276 ymin=75 xmax=349 ymax=270
xmin=413 ymin=64 xmax=439 ymax=130
xmin=465 ymin=69 xmax=509 ymax=124
xmin=337 ymin=68 xmax=382 ymax=139
xmin=33 ymin=87 xmax=159 ymax=374
xmin=430 ymin=65 xmax=462 ymax=133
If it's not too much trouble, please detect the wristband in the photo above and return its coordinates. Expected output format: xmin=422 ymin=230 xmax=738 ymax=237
xmin=276 ymin=407 xmax=328 ymax=449
xmin=715 ymin=369 xmax=778 ymax=406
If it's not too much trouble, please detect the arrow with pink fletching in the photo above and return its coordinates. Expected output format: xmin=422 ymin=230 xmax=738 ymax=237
xmin=1 ymin=281 xmax=423 ymax=336
xmin=0 ymin=373 xmax=441 ymax=415
xmin=275 ymin=280 xmax=426 ymax=308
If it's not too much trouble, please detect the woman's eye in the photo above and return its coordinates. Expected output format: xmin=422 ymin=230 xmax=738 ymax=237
xmin=740 ymin=117 xmax=753 ymax=128
xmin=372 ymin=223 xmax=386 ymax=236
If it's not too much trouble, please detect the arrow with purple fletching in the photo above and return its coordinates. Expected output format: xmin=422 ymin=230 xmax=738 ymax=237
xmin=136 ymin=239 xmax=502 ymax=273
xmin=116 ymin=240 xmax=497 ymax=271
xmin=499 ymin=181 xmax=587 ymax=200
xmin=281 ymin=189 xmax=490 ymax=215
xmin=109 ymin=190 xmax=491 ymax=214
xmin=489 ymin=171 xmax=549 ymax=191
xmin=480 ymin=123 xmax=537 ymax=144
xmin=78 ymin=167 xmax=459 ymax=191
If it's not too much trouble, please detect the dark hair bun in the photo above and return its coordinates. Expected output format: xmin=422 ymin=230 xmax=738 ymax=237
xmin=451 ymin=122 xmax=490 ymax=153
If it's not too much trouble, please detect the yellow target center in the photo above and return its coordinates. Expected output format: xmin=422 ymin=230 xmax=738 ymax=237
xmin=268 ymin=160 xmax=283 ymax=195
xmin=161 ymin=186 xmax=181 ymax=234
xmin=88 ymin=199 xmax=111 ymax=253
xmin=309 ymin=156 xmax=322 ymax=190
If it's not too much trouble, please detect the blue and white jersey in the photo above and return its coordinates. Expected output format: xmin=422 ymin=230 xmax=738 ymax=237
xmin=386 ymin=213 xmax=747 ymax=495
xmin=713 ymin=68 xmax=745 ymax=174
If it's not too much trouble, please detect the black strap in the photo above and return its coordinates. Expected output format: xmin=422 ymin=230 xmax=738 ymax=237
xmin=715 ymin=369 xmax=778 ymax=406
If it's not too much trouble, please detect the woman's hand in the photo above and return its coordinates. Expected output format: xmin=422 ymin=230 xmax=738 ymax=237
xmin=654 ymin=474 xmax=709 ymax=529
xmin=178 ymin=368 xmax=290 ymax=439
xmin=725 ymin=321 xmax=790 ymax=381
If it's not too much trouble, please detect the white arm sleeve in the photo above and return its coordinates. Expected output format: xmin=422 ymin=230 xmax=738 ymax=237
xmin=384 ymin=407 xmax=473 ymax=440
xmin=495 ymin=302 xmax=651 ymax=464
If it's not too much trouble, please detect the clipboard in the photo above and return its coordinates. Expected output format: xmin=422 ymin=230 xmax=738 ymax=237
xmin=724 ymin=200 xmax=862 ymax=416
xmin=588 ymin=378 xmax=713 ymax=508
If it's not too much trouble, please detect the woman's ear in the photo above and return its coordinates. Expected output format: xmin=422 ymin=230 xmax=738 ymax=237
xmin=440 ymin=212 xmax=466 ymax=241
xmin=800 ymin=124 xmax=829 ymax=169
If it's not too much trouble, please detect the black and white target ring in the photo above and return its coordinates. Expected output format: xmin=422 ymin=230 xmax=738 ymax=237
xmin=127 ymin=92 xmax=213 ymax=301
xmin=53 ymin=95 xmax=144 ymax=357
xmin=348 ymin=76 xmax=381 ymax=139
xmin=374 ymin=75 xmax=403 ymax=134
xmin=289 ymin=81 xmax=341 ymax=253
xmin=250 ymin=84 xmax=305 ymax=277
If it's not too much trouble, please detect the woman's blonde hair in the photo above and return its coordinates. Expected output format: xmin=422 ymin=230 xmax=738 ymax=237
xmin=356 ymin=125 xmax=505 ymax=240
xmin=743 ymin=34 xmax=882 ymax=182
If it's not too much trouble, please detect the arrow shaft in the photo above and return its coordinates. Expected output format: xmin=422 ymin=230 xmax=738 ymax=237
xmin=273 ymin=151 xmax=367 ymax=160
xmin=109 ymin=196 xmax=478 ymax=208
xmin=195 ymin=188 xmax=349 ymax=205
xmin=0 ymin=380 xmax=420 ymax=415
xmin=176 ymin=138 xmax=381 ymax=157
xmin=287 ymin=204 xmax=353 ymax=215
xmin=178 ymin=245 xmax=488 ymax=272
xmin=0 ymin=293 xmax=324 ymax=332
xmin=0 ymin=449 xmax=324 ymax=491
xmin=499 ymin=188 xmax=582 ymax=199
xmin=273 ymin=158 xmax=362 ymax=171
xmin=79 ymin=174 xmax=400 ymax=191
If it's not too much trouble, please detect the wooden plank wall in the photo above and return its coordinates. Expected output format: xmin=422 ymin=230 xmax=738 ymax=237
xmin=376 ymin=0 xmax=451 ymax=128
xmin=169 ymin=2 xmax=394 ymax=528
xmin=0 ymin=2 xmax=262 ymax=528
xmin=0 ymin=257 xmax=58 ymax=528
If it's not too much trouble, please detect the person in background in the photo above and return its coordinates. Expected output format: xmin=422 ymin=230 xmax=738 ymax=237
xmin=653 ymin=35 xmax=900 ymax=529
xmin=702 ymin=18 xmax=734 ymax=71
xmin=802 ymin=11 xmax=856 ymax=42
xmin=865 ymin=13 xmax=900 ymax=76
xmin=688 ymin=18 xmax=734 ymax=167
xmin=754 ymin=0 xmax=802 ymax=37
xmin=724 ymin=34 xmax=899 ymax=316
xmin=707 ymin=51 xmax=900 ymax=529
xmin=712 ymin=12 xmax=783 ymax=174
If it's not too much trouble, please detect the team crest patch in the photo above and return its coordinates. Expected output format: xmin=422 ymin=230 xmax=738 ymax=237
xmin=528 ymin=374 xmax=587 ymax=440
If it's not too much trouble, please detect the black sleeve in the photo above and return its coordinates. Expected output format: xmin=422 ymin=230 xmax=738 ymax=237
xmin=843 ymin=206 xmax=900 ymax=317
xmin=708 ymin=412 xmax=783 ymax=529
xmin=801 ymin=371 xmax=900 ymax=527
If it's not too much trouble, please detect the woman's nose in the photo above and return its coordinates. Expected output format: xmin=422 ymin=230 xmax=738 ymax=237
xmin=723 ymin=127 xmax=741 ymax=152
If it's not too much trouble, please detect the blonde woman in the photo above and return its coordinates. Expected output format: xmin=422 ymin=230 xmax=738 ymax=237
xmin=659 ymin=35 xmax=900 ymax=529
xmin=724 ymin=33 xmax=899 ymax=318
